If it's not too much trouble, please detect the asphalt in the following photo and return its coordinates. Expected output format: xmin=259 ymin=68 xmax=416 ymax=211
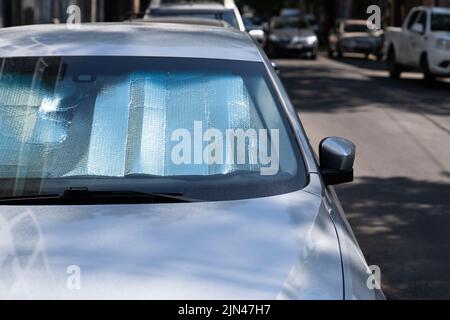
xmin=278 ymin=54 xmax=450 ymax=300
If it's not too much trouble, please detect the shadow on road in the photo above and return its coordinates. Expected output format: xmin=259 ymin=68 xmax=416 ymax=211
xmin=280 ymin=57 xmax=450 ymax=116
xmin=336 ymin=177 xmax=450 ymax=299
xmin=332 ymin=54 xmax=387 ymax=71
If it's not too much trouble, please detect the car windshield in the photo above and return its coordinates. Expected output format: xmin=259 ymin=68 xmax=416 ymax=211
xmin=344 ymin=23 xmax=368 ymax=33
xmin=0 ymin=56 xmax=306 ymax=202
xmin=151 ymin=9 xmax=239 ymax=28
xmin=431 ymin=12 xmax=450 ymax=31
xmin=272 ymin=17 xmax=309 ymax=30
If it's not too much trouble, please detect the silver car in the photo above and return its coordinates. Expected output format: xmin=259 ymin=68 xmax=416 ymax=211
xmin=0 ymin=23 xmax=384 ymax=300
xmin=144 ymin=0 xmax=246 ymax=31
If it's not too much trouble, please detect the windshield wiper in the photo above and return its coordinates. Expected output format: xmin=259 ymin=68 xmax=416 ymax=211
xmin=0 ymin=188 xmax=193 ymax=205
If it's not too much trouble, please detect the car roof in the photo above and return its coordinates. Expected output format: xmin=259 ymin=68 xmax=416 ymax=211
xmin=130 ymin=17 xmax=232 ymax=28
xmin=343 ymin=19 xmax=367 ymax=25
xmin=429 ymin=6 xmax=450 ymax=13
xmin=0 ymin=23 xmax=261 ymax=62
xmin=151 ymin=4 xmax=229 ymax=11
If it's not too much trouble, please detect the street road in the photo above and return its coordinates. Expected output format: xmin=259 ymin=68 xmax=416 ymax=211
xmin=279 ymin=54 xmax=450 ymax=299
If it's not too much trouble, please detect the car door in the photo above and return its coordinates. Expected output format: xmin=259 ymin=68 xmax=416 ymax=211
xmin=408 ymin=10 xmax=428 ymax=68
xmin=399 ymin=9 xmax=421 ymax=65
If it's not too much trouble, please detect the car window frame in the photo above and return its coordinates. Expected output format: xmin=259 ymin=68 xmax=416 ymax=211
xmin=406 ymin=9 xmax=421 ymax=31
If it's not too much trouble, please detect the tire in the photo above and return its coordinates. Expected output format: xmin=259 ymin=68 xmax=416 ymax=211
xmin=421 ymin=54 xmax=436 ymax=87
xmin=387 ymin=47 xmax=401 ymax=79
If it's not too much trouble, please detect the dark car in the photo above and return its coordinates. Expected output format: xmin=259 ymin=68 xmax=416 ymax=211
xmin=265 ymin=16 xmax=319 ymax=59
xmin=328 ymin=20 xmax=384 ymax=60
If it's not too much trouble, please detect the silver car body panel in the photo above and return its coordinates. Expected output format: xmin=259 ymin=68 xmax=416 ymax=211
xmin=0 ymin=187 xmax=344 ymax=300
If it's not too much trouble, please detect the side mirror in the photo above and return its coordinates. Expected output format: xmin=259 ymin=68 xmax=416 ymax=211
xmin=319 ymin=137 xmax=355 ymax=186
xmin=411 ymin=23 xmax=424 ymax=34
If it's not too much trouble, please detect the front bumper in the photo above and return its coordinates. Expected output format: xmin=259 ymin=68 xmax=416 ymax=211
xmin=268 ymin=41 xmax=318 ymax=56
xmin=429 ymin=49 xmax=450 ymax=77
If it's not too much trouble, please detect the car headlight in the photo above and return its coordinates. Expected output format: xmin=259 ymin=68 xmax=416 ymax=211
xmin=436 ymin=38 xmax=450 ymax=51
xmin=306 ymin=35 xmax=318 ymax=45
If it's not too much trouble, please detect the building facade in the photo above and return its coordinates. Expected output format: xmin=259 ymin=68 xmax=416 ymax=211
xmin=0 ymin=0 xmax=152 ymax=27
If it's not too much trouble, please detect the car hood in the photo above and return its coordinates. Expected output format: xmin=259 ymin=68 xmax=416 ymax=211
xmin=433 ymin=31 xmax=450 ymax=40
xmin=272 ymin=28 xmax=315 ymax=39
xmin=0 ymin=189 xmax=343 ymax=300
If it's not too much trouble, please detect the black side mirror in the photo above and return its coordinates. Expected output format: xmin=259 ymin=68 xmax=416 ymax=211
xmin=319 ymin=137 xmax=355 ymax=186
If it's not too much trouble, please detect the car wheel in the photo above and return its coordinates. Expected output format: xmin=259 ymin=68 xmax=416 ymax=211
xmin=421 ymin=54 xmax=436 ymax=87
xmin=387 ymin=47 xmax=401 ymax=79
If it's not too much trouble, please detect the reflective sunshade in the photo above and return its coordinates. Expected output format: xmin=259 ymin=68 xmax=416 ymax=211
xmin=0 ymin=57 xmax=305 ymax=201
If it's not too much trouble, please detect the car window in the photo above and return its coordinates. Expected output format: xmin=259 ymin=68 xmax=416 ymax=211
xmin=415 ymin=11 xmax=427 ymax=32
xmin=272 ymin=17 xmax=309 ymax=30
xmin=407 ymin=10 xmax=421 ymax=30
xmin=343 ymin=23 xmax=368 ymax=33
xmin=0 ymin=57 xmax=306 ymax=202
xmin=431 ymin=12 xmax=450 ymax=31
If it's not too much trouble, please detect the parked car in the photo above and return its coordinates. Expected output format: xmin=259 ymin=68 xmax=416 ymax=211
xmin=265 ymin=16 xmax=319 ymax=59
xmin=0 ymin=22 xmax=383 ymax=300
xmin=384 ymin=6 xmax=450 ymax=85
xmin=144 ymin=0 xmax=245 ymax=31
xmin=328 ymin=20 xmax=384 ymax=60
xmin=280 ymin=8 xmax=301 ymax=17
